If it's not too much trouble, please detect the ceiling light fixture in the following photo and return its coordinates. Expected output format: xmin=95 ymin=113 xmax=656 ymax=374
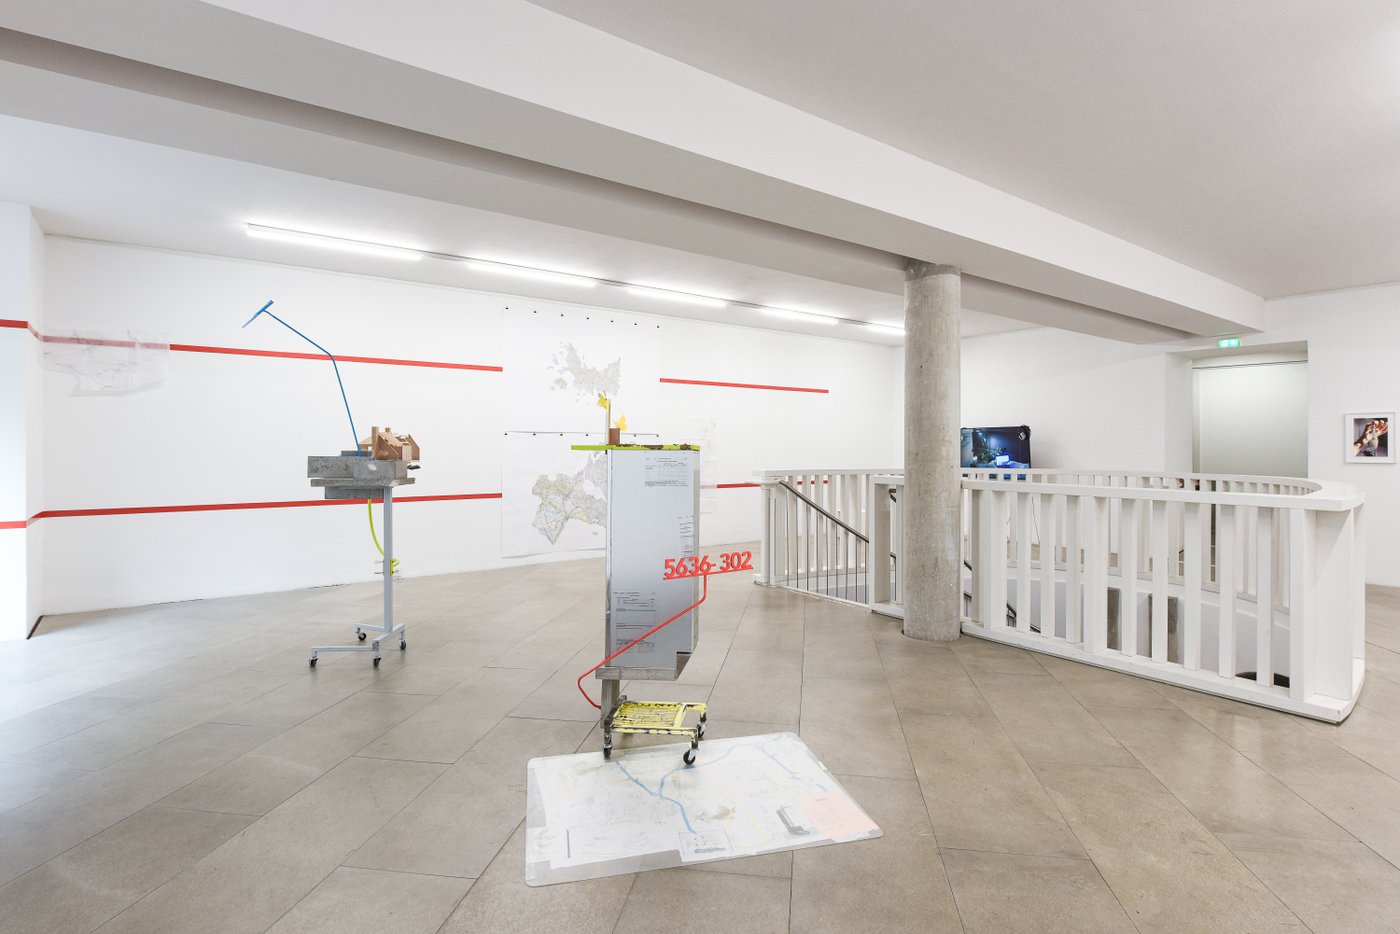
xmin=623 ymin=285 xmax=728 ymax=308
xmin=465 ymin=259 xmax=597 ymax=287
xmin=243 ymin=224 xmax=902 ymax=340
xmin=245 ymin=224 xmax=423 ymax=261
xmin=762 ymin=308 xmax=839 ymax=326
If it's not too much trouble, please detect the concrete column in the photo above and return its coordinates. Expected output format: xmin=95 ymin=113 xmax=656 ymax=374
xmin=903 ymin=260 xmax=961 ymax=641
xmin=0 ymin=202 xmax=44 ymax=642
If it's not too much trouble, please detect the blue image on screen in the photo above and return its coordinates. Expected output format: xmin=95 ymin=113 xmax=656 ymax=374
xmin=961 ymin=426 xmax=1032 ymax=469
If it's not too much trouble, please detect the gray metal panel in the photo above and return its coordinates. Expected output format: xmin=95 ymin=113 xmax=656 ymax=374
xmin=604 ymin=449 xmax=700 ymax=680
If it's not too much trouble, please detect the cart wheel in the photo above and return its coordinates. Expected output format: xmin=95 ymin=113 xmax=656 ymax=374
xmin=399 ymin=640 xmax=407 ymax=650
xmin=357 ymin=631 xmax=367 ymax=642
xmin=373 ymin=657 xmax=381 ymax=668
xmin=308 ymin=657 xmax=317 ymax=668
xmin=603 ymin=745 xmax=612 ymax=760
xmin=683 ymin=748 xmax=696 ymax=766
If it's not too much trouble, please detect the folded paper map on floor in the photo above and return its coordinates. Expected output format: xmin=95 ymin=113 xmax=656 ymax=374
xmin=524 ymin=732 xmax=881 ymax=885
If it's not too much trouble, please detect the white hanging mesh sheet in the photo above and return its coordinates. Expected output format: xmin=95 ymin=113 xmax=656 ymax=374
xmin=41 ymin=329 xmax=169 ymax=391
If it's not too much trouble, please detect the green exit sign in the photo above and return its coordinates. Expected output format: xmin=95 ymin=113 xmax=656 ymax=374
xmin=1217 ymin=337 xmax=1242 ymax=349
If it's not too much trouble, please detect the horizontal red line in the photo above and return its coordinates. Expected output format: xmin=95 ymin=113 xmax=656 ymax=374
xmin=715 ymin=482 xmax=760 ymax=489
xmin=4 ymin=321 xmax=501 ymax=372
xmin=659 ymin=377 xmax=827 ymax=394
xmin=7 ymin=492 xmax=500 ymax=524
xmin=169 ymin=343 xmax=503 ymax=372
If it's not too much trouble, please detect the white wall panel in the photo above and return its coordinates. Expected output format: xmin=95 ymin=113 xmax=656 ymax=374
xmin=38 ymin=240 xmax=901 ymax=613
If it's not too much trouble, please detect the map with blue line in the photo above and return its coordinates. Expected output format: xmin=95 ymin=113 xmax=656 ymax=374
xmin=525 ymin=732 xmax=881 ymax=886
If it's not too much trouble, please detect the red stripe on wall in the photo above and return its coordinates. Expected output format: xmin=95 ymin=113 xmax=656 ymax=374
xmin=715 ymin=482 xmax=760 ymax=489
xmin=19 ymin=492 xmax=500 ymax=523
xmin=659 ymin=377 xmax=827 ymax=394
xmin=0 ymin=520 xmax=28 ymax=530
xmin=3 ymin=321 xmax=502 ymax=372
xmin=168 ymin=343 xmax=503 ymax=372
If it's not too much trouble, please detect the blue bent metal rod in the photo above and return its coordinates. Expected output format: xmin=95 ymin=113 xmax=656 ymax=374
xmin=242 ymin=300 xmax=364 ymax=456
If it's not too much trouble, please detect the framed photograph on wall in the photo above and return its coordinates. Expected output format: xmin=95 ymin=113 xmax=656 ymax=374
xmin=1345 ymin=412 xmax=1394 ymax=463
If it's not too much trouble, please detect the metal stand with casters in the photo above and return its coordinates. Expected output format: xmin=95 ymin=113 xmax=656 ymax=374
xmin=305 ymin=450 xmax=414 ymax=668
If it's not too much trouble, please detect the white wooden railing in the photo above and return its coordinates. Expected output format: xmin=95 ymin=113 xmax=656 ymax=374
xmin=759 ymin=468 xmax=1366 ymax=722
xmin=757 ymin=469 xmax=898 ymax=604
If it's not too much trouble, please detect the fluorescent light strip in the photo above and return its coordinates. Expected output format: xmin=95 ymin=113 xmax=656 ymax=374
xmin=762 ymin=308 xmax=839 ymax=326
xmin=245 ymin=224 xmax=903 ymax=338
xmin=246 ymin=224 xmax=423 ymax=261
xmin=624 ymin=285 xmax=728 ymax=308
xmin=465 ymin=260 xmax=596 ymax=287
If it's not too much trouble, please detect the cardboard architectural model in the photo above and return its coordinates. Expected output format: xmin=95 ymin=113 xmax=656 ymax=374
xmin=359 ymin=426 xmax=421 ymax=462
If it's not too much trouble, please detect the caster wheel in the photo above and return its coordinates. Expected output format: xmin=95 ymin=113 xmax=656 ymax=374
xmin=308 ymin=657 xmax=317 ymax=668
xmin=603 ymin=746 xmax=612 ymax=760
xmin=683 ymin=748 xmax=697 ymax=766
xmin=399 ymin=640 xmax=406 ymax=651
xmin=373 ymin=657 xmax=381 ymax=668
xmin=357 ymin=631 xmax=367 ymax=642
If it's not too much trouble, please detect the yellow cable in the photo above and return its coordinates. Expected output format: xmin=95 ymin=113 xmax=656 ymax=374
xmin=366 ymin=499 xmax=400 ymax=576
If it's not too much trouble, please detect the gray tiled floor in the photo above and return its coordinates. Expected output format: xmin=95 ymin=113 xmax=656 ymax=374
xmin=3 ymin=551 xmax=1400 ymax=933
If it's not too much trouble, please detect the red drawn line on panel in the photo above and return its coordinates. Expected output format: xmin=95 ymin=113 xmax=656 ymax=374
xmin=659 ymin=377 xmax=827 ymax=394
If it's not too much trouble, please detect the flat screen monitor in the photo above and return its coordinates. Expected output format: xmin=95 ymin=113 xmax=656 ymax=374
xmin=961 ymin=425 xmax=1031 ymax=469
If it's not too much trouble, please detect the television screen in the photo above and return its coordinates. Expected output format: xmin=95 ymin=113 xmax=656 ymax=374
xmin=961 ymin=426 xmax=1031 ymax=469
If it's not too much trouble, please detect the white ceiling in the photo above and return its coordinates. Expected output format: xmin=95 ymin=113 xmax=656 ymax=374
xmin=0 ymin=114 xmax=1034 ymax=342
xmin=0 ymin=4 xmax=1257 ymax=341
xmin=527 ymin=0 xmax=1400 ymax=298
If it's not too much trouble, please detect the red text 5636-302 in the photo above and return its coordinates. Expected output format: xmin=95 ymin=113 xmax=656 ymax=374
xmin=662 ymin=550 xmax=753 ymax=580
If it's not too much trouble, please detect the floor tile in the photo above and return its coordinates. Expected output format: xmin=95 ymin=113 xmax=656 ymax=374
xmin=438 ymin=824 xmax=633 ymax=934
xmin=1036 ymin=763 xmax=1306 ymax=932
xmin=264 ymin=866 xmax=471 ymax=934
xmin=1220 ymin=833 xmax=1400 ymax=934
xmin=159 ymin=690 xmax=433 ymax=816
xmin=0 ymin=721 xmax=276 ymax=887
xmin=613 ymin=867 xmax=790 ymax=934
xmin=902 ymin=712 xmax=1085 ymax=858
xmin=791 ymin=775 xmax=960 ymax=933
xmin=0 ymin=805 xmax=253 ymax=934
xmin=1090 ymin=704 xmax=1350 ymax=842
xmin=798 ymin=676 xmax=914 ymax=779
xmin=346 ymin=717 xmax=589 ymax=878
xmin=97 ymin=756 xmax=446 ymax=934
xmin=943 ymin=849 xmax=1134 ymax=934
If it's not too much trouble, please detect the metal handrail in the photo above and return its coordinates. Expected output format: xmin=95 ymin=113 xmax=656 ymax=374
xmin=777 ymin=481 xmax=869 ymax=542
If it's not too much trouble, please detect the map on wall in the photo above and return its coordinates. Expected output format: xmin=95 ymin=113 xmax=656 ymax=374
xmin=501 ymin=306 xmax=662 ymax=557
xmin=501 ymin=434 xmax=609 ymax=555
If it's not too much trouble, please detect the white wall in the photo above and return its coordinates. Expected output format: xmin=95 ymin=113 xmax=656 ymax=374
xmin=1265 ymin=283 xmax=1400 ymax=585
xmin=961 ymin=280 xmax=1400 ymax=585
xmin=1194 ymin=362 xmax=1308 ymax=477
xmin=960 ymin=327 xmax=1189 ymax=471
xmin=35 ymin=239 xmax=902 ymax=615
xmin=0 ymin=203 xmax=44 ymax=640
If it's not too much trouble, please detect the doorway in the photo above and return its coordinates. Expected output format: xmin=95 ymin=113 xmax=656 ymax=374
xmin=1193 ymin=350 xmax=1308 ymax=477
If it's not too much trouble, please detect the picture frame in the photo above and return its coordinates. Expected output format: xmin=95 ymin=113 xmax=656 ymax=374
xmin=1344 ymin=412 xmax=1394 ymax=463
